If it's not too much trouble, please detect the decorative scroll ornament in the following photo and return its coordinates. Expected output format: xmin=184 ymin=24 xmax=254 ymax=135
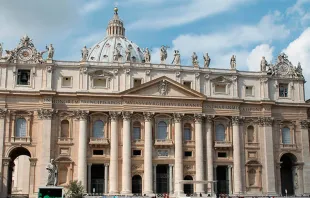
xmin=143 ymin=112 xmax=154 ymax=121
xmin=122 ymin=111 xmax=132 ymax=120
xmin=109 ymin=111 xmax=120 ymax=121
xmin=259 ymin=117 xmax=274 ymax=126
xmin=74 ymin=110 xmax=89 ymax=120
xmin=0 ymin=108 xmax=7 ymax=119
xmin=173 ymin=113 xmax=184 ymax=123
xmin=1 ymin=35 xmax=48 ymax=64
xmin=267 ymin=53 xmax=303 ymax=78
xmin=159 ymin=80 xmax=168 ymax=96
xmin=300 ymin=120 xmax=309 ymax=129
xmin=232 ymin=116 xmax=240 ymax=125
xmin=37 ymin=109 xmax=54 ymax=119
xmin=194 ymin=113 xmax=203 ymax=123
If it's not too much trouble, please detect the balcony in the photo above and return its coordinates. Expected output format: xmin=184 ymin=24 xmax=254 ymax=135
xmin=57 ymin=137 xmax=73 ymax=145
xmin=11 ymin=136 xmax=31 ymax=144
xmin=154 ymin=139 xmax=174 ymax=146
xmin=280 ymin=143 xmax=297 ymax=150
xmin=132 ymin=139 xmax=144 ymax=145
xmin=183 ymin=140 xmax=195 ymax=146
xmin=245 ymin=142 xmax=260 ymax=148
xmin=89 ymin=137 xmax=109 ymax=146
xmin=214 ymin=141 xmax=232 ymax=148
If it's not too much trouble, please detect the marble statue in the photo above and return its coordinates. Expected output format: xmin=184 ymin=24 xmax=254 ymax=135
xmin=144 ymin=48 xmax=151 ymax=63
xmin=19 ymin=35 xmax=31 ymax=48
xmin=81 ymin=46 xmax=89 ymax=61
xmin=230 ymin=55 xmax=236 ymax=69
xmin=113 ymin=48 xmax=121 ymax=61
xmin=294 ymin=62 xmax=303 ymax=78
xmin=0 ymin=43 xmax=3 ymax=58
xmin=36 ymin=51 xmax=46 ymax=64
xmin=203 ymin=53 xmax=211 ymax=68
xmin=46 ymin=44 xmax=54 ymax=60
xmin=160 ymin=46 xmax=168 ymax=63
xmin=4 ymin=50 xmax=15 ymax=62
xmin=125 ymin=46 xmax=131 ymax=62
xmin=172 ymin=50 xmax=181 ymax=65
xmin=192 ymin=52 xmax=199 ymax=66
xmin=46 ymin=159 xmax=58 ymax=186
xmin=260 ymin=56 xmax=268 ymax=72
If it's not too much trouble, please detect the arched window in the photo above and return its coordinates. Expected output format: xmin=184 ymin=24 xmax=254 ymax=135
xmin=184 ymin=123 xmax=192 ymax=141
xmin=93 ymin=120 xmax=104 ymax=138
xmin=61 ymin=120 xmax=69 ymax=137
xmin=133 ymin=121 xmax=141 ymax=140
xmin=248 ymin=169 xmax=256 ymax=186
xmin=215 ymin=124 xmax=225 ymax=141
xmin=282 ymin=127 xmax=291 ymax=144
xmin=247 ymin=125 xmax=255 ymax=143
xmin=184 ymin=175 xmax=194 ymax=195
xmin=157 ymin=121 xmax=167 ymax=140
xmin=16 ymin=118 xmax=27 ymax=137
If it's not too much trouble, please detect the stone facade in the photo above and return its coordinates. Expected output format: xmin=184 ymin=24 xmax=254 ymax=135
xmin=0 ymin=7 xmax=309 ymax=198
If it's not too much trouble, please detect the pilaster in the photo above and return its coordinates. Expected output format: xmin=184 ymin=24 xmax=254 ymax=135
xmin=0 ymin=108 xmax=7 ymax=193
xmin=300 ymin=120 xmax=310 ymax=194
xmin=194 ymin=113 xmax=204 ymax=194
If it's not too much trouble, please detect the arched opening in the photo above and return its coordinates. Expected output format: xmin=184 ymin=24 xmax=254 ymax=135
xmin=215 ymin=124 xmax=225 ymax=141
xmin=15 ymin=118 xmax=27 ymax=137
xmin=280 ymin=153 xmax=297 ymax=196
xmin=157 ymin=121 xmax=167 ymax=140
xmin=183 ymin=123 xmax=192 ymax=141
xmin=184 ymin=175 xmax=194 ymax=196
xmin=93 ymin=120 xmax=104 ymax=138
xmin=7 ymin=147 xmax=31 ymax=196
xmin=282 ymin=127 xmax=291 ymax=144
xmin=133 ymin=121 xmax=141 ymax=140
xmin=132 ymin=175 xmax=142 ymax=195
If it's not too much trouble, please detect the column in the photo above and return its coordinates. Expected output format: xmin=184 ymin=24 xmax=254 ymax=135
xmin=153 ymin=165 xmax=157 ymax=193
xmin=104 ymin=164 xmax=109 ymax=194
xmin=228 ymin=165 xmax=233 ymax=195
xmin=76 ymin=110 xmax=88 ymax=188
xmin=109 ymin=111 xmax=119 ymax=194
xmin=206 ymin=116 xmax=214 ymax=194
xmin=37 ymin=109 xmax=54 ymax=186
xmin=169 ymin=164 xmax=174 ymax=194
xmin=260 ymin=117 xmax=277 ymax=195
xmin=0 ymin=109 xmax=7 ymax=193
xmin=232 ymin=116 xmax=242 ymax=194
xmin=143 ymin=112 xmax=154 ymax=195
xmin=300 ymin=120 xmax=310 ymax=194
xmin=29 ymin=158 xmax=37 ymax=196
xmin=122 ymin=111 xmax=132 ymax=194
xmin=174 ymin=113 xmax=184 ymax=195
xmin=1 ymin=158 xmax=10 ymax=198
xmin=87 ymin=164 xmax=92 ymax=193
xmin=194 ymin=114 xmax=204 ymax=194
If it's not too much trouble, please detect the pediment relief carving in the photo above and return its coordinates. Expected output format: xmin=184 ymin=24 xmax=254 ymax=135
xmin=88 ymin=70 xmax=113 ymax=77
xmin=210 ymin=76 xmax=232 ymax=84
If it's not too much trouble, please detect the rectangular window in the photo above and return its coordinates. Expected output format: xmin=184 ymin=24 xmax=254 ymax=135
xmin=218 ymin=152 xmax=227 ymax=158
xmin=93 ymin=150 xmax=104 ymax=155
xmin=133 ymin=79 xmax=142 ymax=87
xmin=93 ymin=78 xmax=107 ymax=88
xmin=132 ymin=150 xmax=141 ymax=156
xmin=183 ymin=81 xmax=192 ymax=89
xmin=17 ymin=69 xmax=31 ymax=86
xmin=245 ymin=86 xmax=253 ymax=96
xmin=157 ymin=150 xmax=169 ymax=157
xmin=62 ymin=77 xmax=72 ymax=87
xmin=184 ymin=151 xmax=192 ymax=157
xmin=215 ymin=84 xmax=226 ymax=93
xmin=279 ymin=84 xmax=288 ymax=97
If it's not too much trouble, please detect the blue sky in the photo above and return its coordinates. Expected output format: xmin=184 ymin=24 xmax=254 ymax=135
xmin=1 ymin=0 xmax=310 ymax=97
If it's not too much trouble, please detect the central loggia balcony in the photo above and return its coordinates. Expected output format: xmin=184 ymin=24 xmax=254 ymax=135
xmin=89 ymin=137 xmax=110 ymax=146
xmin=154 ymin=139 xmax=174 ymax=146
xmin=11 ymin=136 xmax=31 ymax=145
xmin=214 ymin=141 xmax=232 ymax=148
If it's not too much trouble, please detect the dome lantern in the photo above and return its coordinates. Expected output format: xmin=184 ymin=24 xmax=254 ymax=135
xmin=106 ymin=6 xmax=125 ymax=38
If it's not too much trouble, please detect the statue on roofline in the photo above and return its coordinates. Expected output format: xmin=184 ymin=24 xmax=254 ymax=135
xmin=203 ymin=53 xmax=211 ymax=68
xmin=160 ymin=45 xmax=168 ymax=63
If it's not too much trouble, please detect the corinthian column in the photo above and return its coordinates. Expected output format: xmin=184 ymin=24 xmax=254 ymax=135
xmin=75 ymin=110 xmax=89 ymax=188
xmin=174 ymin=113 xmax=184 ymax=195
xmin=205 ymin=116 xmax=214 ymax=194
xmin=37 ymin=108 xmax=54 ymax=186
xmin=232 ymin=116 xmax=242 ymax=194
xmin=194 ymin=113 xmax=204 ymax=194
xmin=300 ymin=120 xmax=310 ymax=194
xmin=121 ymin=111 xmax=132 ymax=194
xmin=143 ymin=112 xmax=154 ymax=195
xmin=109 ymin=111 xmax=120 ymax=194
xmin=260 ymin=117 xmax=276 ymax=195
xmin=0 ymin=109 xmax=6 ymax=192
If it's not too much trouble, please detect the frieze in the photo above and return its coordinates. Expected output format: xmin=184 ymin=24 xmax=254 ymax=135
xmin=205 ymin=104 xmax=239 ymax=110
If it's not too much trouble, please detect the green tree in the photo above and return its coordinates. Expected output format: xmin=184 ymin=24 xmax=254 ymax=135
xmin=65 ymin=180 xmax=85 ymax=198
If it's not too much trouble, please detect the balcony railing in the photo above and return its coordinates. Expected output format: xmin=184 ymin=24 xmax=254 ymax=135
xmin=89 ymin=137 xmax=109 ymax=145
xmin=280 ymin=143 xmax=297 ymax=150
xmin=183 ymin=140 xmax=195 ymax=146
xmin=11 ymin=136 xmax=31 ymax=144
xmin=245 ymin=142 xmax=260 ymax=148
xmin=57 ymin=137 xmax=73 ymax=145
xmin=132 ymin=139 xmax=144 ymax=145
xmin=154 ymin=139 xmax=174 ymax=146
xmin=214 ymin=141 xmax=232 ymax=148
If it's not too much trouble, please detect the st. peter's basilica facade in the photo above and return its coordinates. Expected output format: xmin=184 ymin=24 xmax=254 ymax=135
xmin=0 ymin=7 xmax=309 ymax=198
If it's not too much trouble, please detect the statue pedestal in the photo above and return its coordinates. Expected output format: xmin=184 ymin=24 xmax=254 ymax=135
xmin=38 ymin=186 xmax=64 ymax=198
xmin=46 ymin=59 xmax=53 ymax=64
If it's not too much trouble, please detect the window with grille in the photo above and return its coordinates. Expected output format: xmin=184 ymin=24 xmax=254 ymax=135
xmin=133 ymin=121 xmax=141 ymax=140
xmin=282 ymin=127 xmax=291 ymax=144
xmin=279 ymin=84 xmax=288 ymax=97
xmin=16 ymin=118 xmax=27 ymax=137
xmin=93 ymin=120 xmax=104 ymax=138
xmin=157 ymin=121 xmax=167 ymax=140
xmin=215 ymin=124 xmax=225 ymax=141
xmin=184 ymin=123 xmax=192 ymax=141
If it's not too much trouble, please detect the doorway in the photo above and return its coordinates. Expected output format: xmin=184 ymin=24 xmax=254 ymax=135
xmin=132 ymin=175 xmax=142 ymax=195
xmin=91 ymin=164 xmax=105 ymax=194
xmin=280 ymin=153 xmax=297 ymax=196
xmin=216 ymin=166 xmax=229 ymax=195
xmin=156 ymin=165 xmax=169 ymax=194
xmin=184 ymin=175 xmax=194 ymax=196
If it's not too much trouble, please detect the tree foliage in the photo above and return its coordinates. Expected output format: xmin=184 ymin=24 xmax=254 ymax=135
xmin=65 ymin=180 xmax=85 ymax=198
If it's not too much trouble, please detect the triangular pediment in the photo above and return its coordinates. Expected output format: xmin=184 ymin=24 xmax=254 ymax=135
xmin=210 ymin=76 xmax=233 ymax=83
xmin=121 ymin=76 xmax=206 ymax=99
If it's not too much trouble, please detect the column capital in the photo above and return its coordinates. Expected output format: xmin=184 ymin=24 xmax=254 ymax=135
xmin=169 ymin=164 xmax=174 ymax=168
xmin=109 ymin=111 xmax=120 ymax=121
xmin=37 ymin=108 xmax=55 ymax=120
xmin=173 ymin=113 xmax=184 ymax=123
xmin=259 ymin=117 xmax=274 ymax=126
xmin=29 ymin=158 xmax=37 ymax=166
xmin=194 ymin=113 xmax=204 ymax=123
xmin=0 ymin=108 xmax=7 ymax=119
xmin=2 ymin=158 xmax=11 ymax=166
xmin=205 ymin=115 xmax=214 ymax=123
xmin=104 ymin=163 xmax=110 ymax=167
xmin=122 ymin=111 xmax=133 ymax=121
xmin=74 ymin=110 xmax=89 ymax=120
xmin=232 ymin=116 xmax=243 ymax=126
xmin=143 ymin=112 xmax=154 ymax=121
xmin=300 ymin=120 xmax=309 ymax=129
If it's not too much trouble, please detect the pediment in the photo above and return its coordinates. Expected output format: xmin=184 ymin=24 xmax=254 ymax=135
xmin=88 ymin=70 xmax=113 ymax=77
xmin=210 ymin=76 xmax=232 ymax=83
xmin=121 ymin=76 xmax=206 ymax=99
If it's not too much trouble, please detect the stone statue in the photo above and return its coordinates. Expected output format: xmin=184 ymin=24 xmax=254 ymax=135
xmin=203 ymin=53 xmax=211 ymax=68
xmin=4 ymin=50 xmax=15 ymax=62
xmin=160 ymin=46 xmax=168 ymax=63
xmin=260 ymin=56 xmax=268 ymax=72
xmin=36 ymin=51 xmax=46 ymax=64
xmin=113 ymin=48 xmax=121 ymax=61
xmin=46 ymin=159 xmax=58 ymax=186
xmin=144 ymin=48 xmax=151 ymax=63
xmin=81 ymin=46 xmax=89 ymax=61
xmin=192 ymin=52 xmax=199 ymax=67
xmin=46 ymin=44 xmax=54 ymax=60
xmin=172 ymin=50 xmax=181 ymax=65
xmin=230 ymin=55 xmax=236 ymax=69
xmin=0 ymin=43 xmax=3 ymax=58
xmin=125 ymin=46 xmax=131 ymax=62
xmin=19 ymin=35 xmax=31 ymax=48
xmin=294 ymin=62 xmax=303 ymax=78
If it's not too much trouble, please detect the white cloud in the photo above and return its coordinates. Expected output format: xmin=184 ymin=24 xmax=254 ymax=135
xmin=79 ymin=0 xmax=108 ymax=15
xmin=286 ymin=0 xmax=310 ymax=27
xmin=247 ymin=44 xmax=274 ymax=71
xmin=128 ymin=0 xmax=255 ymax=30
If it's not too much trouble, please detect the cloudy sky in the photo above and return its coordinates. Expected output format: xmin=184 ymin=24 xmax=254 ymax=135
xmin=1 ymin=0 xmax=310 ymax=96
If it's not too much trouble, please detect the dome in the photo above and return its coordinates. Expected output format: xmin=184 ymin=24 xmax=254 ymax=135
xmin=87 ymin=7 xmax=145 ymax=63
